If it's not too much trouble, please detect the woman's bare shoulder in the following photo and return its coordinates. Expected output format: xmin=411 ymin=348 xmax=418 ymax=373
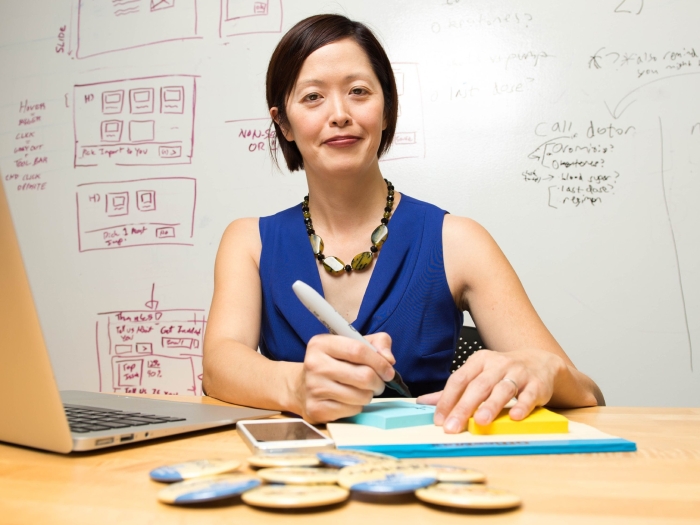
xmin=443 ymin=214 xmax=512 ymax=309
xmin=217 ymin=217 xmax=262 ymax=266
xmin=443 ymin=214 xmax=496 ymax=249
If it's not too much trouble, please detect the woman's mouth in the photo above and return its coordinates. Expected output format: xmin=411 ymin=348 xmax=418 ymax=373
xmin=323 ymin=135 xmax=360 ymax=147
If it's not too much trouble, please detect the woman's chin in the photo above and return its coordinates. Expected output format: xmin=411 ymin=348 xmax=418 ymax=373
xmin=310 ymin=156 xmax=379 ymax=178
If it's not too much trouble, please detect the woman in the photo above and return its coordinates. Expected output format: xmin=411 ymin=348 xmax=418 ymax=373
xmin=203 ymin=14 xmax=604 ymax=433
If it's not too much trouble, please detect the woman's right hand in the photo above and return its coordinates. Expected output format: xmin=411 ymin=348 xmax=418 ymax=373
xmin=295 ymin=332 xmax=396 ymax=423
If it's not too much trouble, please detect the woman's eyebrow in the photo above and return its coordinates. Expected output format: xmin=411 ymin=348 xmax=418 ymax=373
xmin=296 ymin=74 xmax=372 ymax=88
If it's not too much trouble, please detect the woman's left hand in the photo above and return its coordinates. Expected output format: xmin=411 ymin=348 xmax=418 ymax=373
xmin=416 ymin=347 xmax=566 ymax=433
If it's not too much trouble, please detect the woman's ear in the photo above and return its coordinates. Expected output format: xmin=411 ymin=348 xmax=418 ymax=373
xmin=270 ymin=107 xmax=294 ymax=142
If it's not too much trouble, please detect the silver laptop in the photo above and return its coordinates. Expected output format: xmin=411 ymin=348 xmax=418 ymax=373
xmin=0 ymin=180 xmax=277 ymax=453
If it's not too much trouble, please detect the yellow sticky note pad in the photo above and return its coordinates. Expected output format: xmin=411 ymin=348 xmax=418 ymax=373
xmin=468 ymin=407 xmax=568 ymax=435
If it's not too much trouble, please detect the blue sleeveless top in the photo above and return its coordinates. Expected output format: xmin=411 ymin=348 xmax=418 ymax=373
xmin=258 ymin=194 xmax=464 ymax=397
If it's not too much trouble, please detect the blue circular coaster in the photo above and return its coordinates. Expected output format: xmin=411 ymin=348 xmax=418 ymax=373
xmin=158 ymin=475 xmax=261 ymax=505
xmin=350 ymin=473 xmax=436 ymax=495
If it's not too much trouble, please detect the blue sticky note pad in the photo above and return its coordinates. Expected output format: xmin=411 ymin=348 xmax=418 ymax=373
xmin=339 ymin=402 xmax=436 ymax=430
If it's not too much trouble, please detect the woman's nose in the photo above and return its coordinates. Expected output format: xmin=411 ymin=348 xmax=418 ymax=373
xmin=329 ymin=95 xmax=351 ymax=127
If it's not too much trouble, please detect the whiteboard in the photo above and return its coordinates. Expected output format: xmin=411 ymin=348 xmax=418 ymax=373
xmin=0 ymin=0 xmax=697 ymax=406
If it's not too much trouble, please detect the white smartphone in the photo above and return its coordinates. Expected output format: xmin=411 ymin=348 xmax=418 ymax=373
xmin=236 ymin=419 xmax=335 ymax=455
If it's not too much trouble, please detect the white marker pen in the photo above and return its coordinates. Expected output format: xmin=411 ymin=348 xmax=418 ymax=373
xmin=292 ymin=280 xmax=412 ymax=398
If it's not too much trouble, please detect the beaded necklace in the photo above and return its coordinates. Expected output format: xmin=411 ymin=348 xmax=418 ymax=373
xmin=303 ymin=179 xmax=395 ymax=275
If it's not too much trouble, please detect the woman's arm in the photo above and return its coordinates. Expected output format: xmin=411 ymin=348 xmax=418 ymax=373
xmin=203 ymin=218 xmax=396 ymax=422
xmin=202 ymin=218 xmax=302 ymax=412
xmin=417 ymin=215 xmax=604 ymax=433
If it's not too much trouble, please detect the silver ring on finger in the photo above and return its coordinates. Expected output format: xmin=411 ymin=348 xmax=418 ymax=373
xmin=501 ymin=377 xmax=519 ymax=398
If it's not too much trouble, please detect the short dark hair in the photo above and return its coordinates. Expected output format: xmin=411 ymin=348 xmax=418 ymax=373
xmin=266 ymin=14 xmax=398 ymax=172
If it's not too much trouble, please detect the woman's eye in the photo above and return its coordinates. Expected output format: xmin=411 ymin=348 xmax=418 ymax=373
xmin=351 ymin=87 xmax=368 ymax=95
xmin=305 ymin=93 xmax=320 ymax=101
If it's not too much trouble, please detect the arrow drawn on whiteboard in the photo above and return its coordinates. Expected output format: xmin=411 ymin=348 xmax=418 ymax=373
xmin=527 ymin=135 xmax=572 ymax=162
xmin=658 ymin=117 xmax=693 ymax=370
xmin=605 ymin=72 xmax=700 ymax=119
xmin=145 ymin=283 xmax=159 ymax=311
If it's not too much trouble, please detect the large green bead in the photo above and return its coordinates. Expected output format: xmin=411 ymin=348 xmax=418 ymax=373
xmin=322 ymin=256 xmax=345 ymax=275
xmin=351 ymin=251 xmax=373 ymax=271
xmin=309 ymin=234 xmax=324 ymax=255
xmin=371 ymin=224 xmax=389 ymax=249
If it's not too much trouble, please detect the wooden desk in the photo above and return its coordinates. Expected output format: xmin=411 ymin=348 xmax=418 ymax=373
xmin=1 ymin=398 xmax=699 ymax=524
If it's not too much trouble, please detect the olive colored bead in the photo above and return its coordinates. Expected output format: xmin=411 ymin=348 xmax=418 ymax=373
xmin=322 ymin=256 xmax=346 ymax=275
xmin=351 ymin=251 xmax=374 ymax=271
xmin=309 ymin=234 xmax=324 ymax=255
xmin=371 ymin=224 xmax=389 ymax=248
xmin=383 ymin=211 xmax=391 ymax=219
xmin=303 ymin=211 xmax=310 ymax=218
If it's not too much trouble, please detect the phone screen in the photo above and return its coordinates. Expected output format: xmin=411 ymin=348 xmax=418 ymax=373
xmin=245 ymin=422 xmax=325 ymax=442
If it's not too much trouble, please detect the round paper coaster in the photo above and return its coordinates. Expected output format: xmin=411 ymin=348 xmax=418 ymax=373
xmin=157 ymin=473 xmax=261 ymax=505
xmin=317 ymin=450 xmax=396 ymax=468
xmin=337 ymin=460 xmax=437 ymax=494
xmin=415 ymin=483 xmax=522 ymax=510
xmin=149 ymin=459 xmax=241 ymax=483
xmin=247 ymin=453 xmax=321 ymax=468
xmin=428 ymin=464 xmax=486 ymax=484
xmin=242 ymin=484 xmax=350 ymax=509
xmin=257 ymin=467 xmax=339 ymax=485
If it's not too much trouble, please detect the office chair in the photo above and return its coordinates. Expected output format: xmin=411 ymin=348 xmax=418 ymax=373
xmin=451 ymin=325 xmax=485 ymax=373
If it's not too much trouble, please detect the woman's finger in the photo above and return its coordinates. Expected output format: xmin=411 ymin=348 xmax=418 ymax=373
xmin=365 ymin=332 xmax=395 ymax=365
xmin=434 ymin=351 xmax=489 ymax=426
xmin=416 ymin=390 xmax=443 ymax=406
xmin=303 ymin=397 xmax=364 ymax=424
xmin=472 ymin=376 xmax=522 ymax=425
xmin=312 ymin=334 xmax=396 ymax=383
xmin=441 ymin=368 xmax=506 ymax=433
xmin=306 ymin=349 xmax=386 ymax=396
xmin=508 ymin=385 xmax=540 ymax=421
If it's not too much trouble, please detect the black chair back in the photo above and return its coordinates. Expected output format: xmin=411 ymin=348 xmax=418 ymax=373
xmin=451 ymin=326 xmax=485 ymax=373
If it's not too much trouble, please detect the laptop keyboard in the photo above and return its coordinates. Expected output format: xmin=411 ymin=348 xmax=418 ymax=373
xmin=64 ymin=403 xmax=187 ymax=433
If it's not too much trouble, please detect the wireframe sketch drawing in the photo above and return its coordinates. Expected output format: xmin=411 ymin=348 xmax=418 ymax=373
xmin=96 ymin=285 xmax=205 ymax=395
xmin=75 ymin=177 xmax=196 ymax=251
xmin=220 ymin=0 xmax=283 ymax=37
xmin=382 ymin=63 xmax=426 ymax=162
xmin=76 ymin=0 xmax=200 ymax=58
xmin=74 ymin=75 xmax=197 ymax=167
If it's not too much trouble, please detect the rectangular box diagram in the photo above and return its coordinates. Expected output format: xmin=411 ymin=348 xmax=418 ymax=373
xmin=77 ymin=0 xmax=199 ymax=59
xmin=74 ymin=75 xmax=197 ymax=167
xmin=76 ymin=177 xmax=196 ymax=251
xmin=220 ymin=0 xmax=283 ymax=37
xmin=381 ymin=64 xmax=426 ymax=162
xmin=97 ymin=306 xmax=206 ymax=396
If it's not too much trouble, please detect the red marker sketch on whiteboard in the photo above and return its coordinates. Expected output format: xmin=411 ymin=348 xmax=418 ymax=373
xmin=382 ymin=63 xmax=426 ymax=162
xmin=74 ymin=75 xmax=197 ymax=167
xmin=76 ymin=0 xmax=200 ymax=59
xmin=220 ymin=0 xmax=283 ymax=37
xmin=96 ymin=284 xmax=205 ymax=395
xmin=76 ymin=177 xmax=196 ymax=251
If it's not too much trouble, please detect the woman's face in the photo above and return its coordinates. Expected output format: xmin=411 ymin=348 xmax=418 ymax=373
xmin=274 ymin=38 xmax=387 ymax=177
